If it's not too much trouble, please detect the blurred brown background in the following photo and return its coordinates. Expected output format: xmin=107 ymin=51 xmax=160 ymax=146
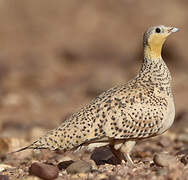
xmin=0 ymin=0 xmax=187 ymax=137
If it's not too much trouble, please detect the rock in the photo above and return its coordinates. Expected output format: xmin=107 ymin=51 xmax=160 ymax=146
xmin=164 ymin=131 xmax=177 ymax=141
xmin=153 ymin=153 xmax=178 ymax=168
xmin=21 ymin=176 xmax=42 ymax=180
xmin=29 ymin=162 xmax=59 ymax=180
xmin=91 ymin=147 xmax=113 ymax=165
xmin=112 ymin=165 xmax=128 ymax=176
xmin=52 ymin=178 xmax=65 ymax=180
xmin=97 ymin=173 xmax=109 ymax=180
xmin=176 ymin=134 xmax=188 ymax=143
xmin=181 ymin=155 xmax=188 ymax=165
xmin=0 ymin=175 xmax=9 ymax=180
xmin=66 ymin=160 xmax=92 ymax=174
xmin=108 ymin=175 xmax=121 ymax=180
xmin=57 ymin=160 xmax=74 ymax=170
xmin=155 ymin=168 xmax=168 ymax=176
xmin=71 ymin=173 xmax=88 ymax=179
xmin=167 ymin=168 xmax=184 ymax=180
xmin=0 ymin=164 xmax=13 ymax=172
xmin=157 ymin=136 xmax=171 ymax=147
xmin=86 ymin=160 xmax=98 ymax=170
xmin=176 ymin=148 xmax=188 ymax=155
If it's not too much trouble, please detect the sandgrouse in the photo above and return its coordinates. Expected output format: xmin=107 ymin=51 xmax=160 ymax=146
xmin=15 ymin=25 xmax=178 ymax=165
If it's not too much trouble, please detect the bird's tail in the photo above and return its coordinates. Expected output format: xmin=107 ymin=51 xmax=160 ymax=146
xmin=9 ymin=140 xmax=47 ymax=155
xmin=10 ymin=145 xmax=32 ymax=154
xmin=9 ymin=129 xmax=62 ymax=155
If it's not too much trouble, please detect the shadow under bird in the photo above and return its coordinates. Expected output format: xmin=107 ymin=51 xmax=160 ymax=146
xmin=13 ymin=25 xmax=179 ymax=165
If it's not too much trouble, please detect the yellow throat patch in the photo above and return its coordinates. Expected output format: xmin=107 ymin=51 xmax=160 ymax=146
xmin=144 ymin=33 xmax=167 ymax=59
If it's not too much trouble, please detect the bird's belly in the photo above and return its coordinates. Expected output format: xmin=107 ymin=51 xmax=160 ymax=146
xmin=158 ymin=99 xmax=175 ymax=134
xmin=76 ymin=142 xmax=109 ymax=152
xmin=86 ymin=142 xmax=109 ymax=151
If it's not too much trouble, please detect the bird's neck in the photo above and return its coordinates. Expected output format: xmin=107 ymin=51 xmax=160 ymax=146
xmin=136 ymin=56 xmax=172 ymax=94
xmin=144 ymin=44 xmax=163 ymax=60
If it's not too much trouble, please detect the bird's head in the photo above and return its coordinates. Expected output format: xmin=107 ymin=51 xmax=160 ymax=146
xmin=143 ymin=25 xmax=179 ymax=59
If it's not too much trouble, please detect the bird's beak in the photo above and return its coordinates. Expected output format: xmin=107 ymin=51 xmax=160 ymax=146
xmin=168 ymin=27 xmax=179 ymax=33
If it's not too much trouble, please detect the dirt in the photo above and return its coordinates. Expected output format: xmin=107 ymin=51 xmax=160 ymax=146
xmin=0 ymin=0 xmax=187 ymax=179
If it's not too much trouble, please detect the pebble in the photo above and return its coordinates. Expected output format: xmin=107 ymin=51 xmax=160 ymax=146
xmin=97 ymin=173 xmax=108 ymax=180
xmin=112 ymin=165 xmax=128 ymax=176
xmin=57 ymin=160 xmax=74 ymax=170
xmin=66 ymin=160 xmax=92 ymax=174
xmin=167 ymin=168 xmax=184 ymax=180
xmin=91 ymin=147 xmax=113 ymax=165
xmin=181 ymin=155 xmax=188 ymax=165
xmin=157 ymin=137 xmax=171 ymax=147
xmin=71 ymin=173 xmax=88 ymax=179
xmin=153 ymin=153 xmax=178 ymax=168
xmin=86 ymin=160 xmax=98 ymax=170
xmin=29 ymin=162 xmax=59 ymax=180
xmin=21 ymin=176 xmax=42 ymax=180
xmin=0 ymin=175 xmax=9 ymax=180
xmin=155 ymin=168 xmax=168 ymax=176
xmin=177 ymin=134 xmax=188 ymax=143
xmin=0 ymin=164 xmax=13 ymax=172
xmin=107 ymin=175 xmax=121 ymax=180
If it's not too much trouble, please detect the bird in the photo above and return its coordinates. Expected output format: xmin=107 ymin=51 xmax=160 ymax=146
xmin=14 ymin=25 xmax=178 ymax=165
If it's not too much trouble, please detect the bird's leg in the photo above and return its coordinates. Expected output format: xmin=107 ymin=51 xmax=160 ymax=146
xmin=109 ymin=140 xmax=136 ymax=165
xmin=120 ymin=140 xmax=136 ymax=166
xmin=109 ymin=144 xmax=124 ymax=164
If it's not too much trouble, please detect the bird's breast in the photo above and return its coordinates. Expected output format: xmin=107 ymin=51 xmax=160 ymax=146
xmin=158 ymin=98 xmax=175 ymax=134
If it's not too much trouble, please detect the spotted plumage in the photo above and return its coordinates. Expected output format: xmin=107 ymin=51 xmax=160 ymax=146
xmin=15 ymin=25 xmax=178 ymax=165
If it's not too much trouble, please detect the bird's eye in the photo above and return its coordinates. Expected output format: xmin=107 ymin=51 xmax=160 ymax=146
xmin=155 ymin=28 xmax=161 ymax=33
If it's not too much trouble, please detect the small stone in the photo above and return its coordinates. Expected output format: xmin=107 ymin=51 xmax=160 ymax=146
xmin=181 ymin=155 xmax=188 ymax=165
xmin=153 ymin=153 xmax=178 ymax=168
xmin=112 ymin=165 xmax=128 ymax=176
xmin=66 ymin=160 xmax=92 ymax=174
xmin=0 ymin=175 xmax=9 ymax=180
xmin=157 ymin=136 xmax=171 ymax=147
xmin=53 ymin=178 xmax=64 ymax=180
xmin=0 ymin=164 xmax=13 ymax=172
xmin=177 ymin=134 xmax=188 ymax=143
xmin=134 ymin=151 xmax=149 ymax=158
xmin=57 ymin=160 xmax=74 ymax=170
xmin=91 ymin=147 xmax=113 ymax=165
xmin=108 ymin=175 xmax=121 ymax=180
xmin=77 ymin=173 xmax=88 ymax=178
xmin=86 ymin=160 xmax=98 ymax=170
xmin=97 ymin=173 xmax=109 ymax=180
xmin=21 ymin=176 xmax=42 ymax=180
xmin=167 ymin=168 xmax=184 ymax=180
xmin=155 ymin=168 xmax=168 ymax=176
xmin=29 ymin=162 xmax=59 ymax=180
